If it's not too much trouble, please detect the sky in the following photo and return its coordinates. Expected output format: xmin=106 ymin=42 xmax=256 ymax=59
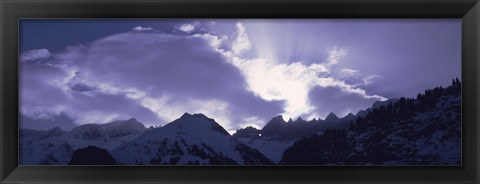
xmin=19 ymin=19 xmax=461 ymax=132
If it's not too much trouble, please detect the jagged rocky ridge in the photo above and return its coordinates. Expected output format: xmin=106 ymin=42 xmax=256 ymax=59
xmin=280 ymin=79 xmax=461 ymax=165
xmin=19 ymin=80 xmax=461 ymax=165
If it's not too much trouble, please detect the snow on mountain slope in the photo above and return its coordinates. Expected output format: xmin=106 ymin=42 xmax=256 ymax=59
xmin=19 ymin=118 xmax=147 ymax=165
xmin=66 ymin=118 xmax=146 ymax=150
xmin=236 ymin=137 xmax=294 ymax=163
xmin=235 ymin=113 xmax=352 ymax=163
xmin=280 ymin=82 xmax=461 ymax=165
xmin=19 ymin=127 xmax=73 ymax=165
xmin=111 ymin=113 xmax=273 ymax=165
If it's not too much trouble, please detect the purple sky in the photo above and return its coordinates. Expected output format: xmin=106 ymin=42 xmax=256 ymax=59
xmin=19 ymin=19 xmax=461 ymax=132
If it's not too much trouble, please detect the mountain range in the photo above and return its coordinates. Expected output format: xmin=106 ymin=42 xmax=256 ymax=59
xmin=19 ymin=79 xmax=461 ymax=165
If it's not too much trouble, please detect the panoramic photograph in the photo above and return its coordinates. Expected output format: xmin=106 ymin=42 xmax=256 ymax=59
xmin=19 ymin=19 xmax=461 ymax=165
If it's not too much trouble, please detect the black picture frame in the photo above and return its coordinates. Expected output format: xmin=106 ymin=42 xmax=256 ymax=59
xmin=1 ymin=0 xmax=479 ymax=183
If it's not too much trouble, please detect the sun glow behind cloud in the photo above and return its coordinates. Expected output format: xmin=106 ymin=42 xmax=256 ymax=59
xmin=221 ymin=22 xmax=386 ymax=120
xmin=19 ymin=21 xmax=387 ymax=132
xmin=20 ymin=19 xmax=461 ymax=132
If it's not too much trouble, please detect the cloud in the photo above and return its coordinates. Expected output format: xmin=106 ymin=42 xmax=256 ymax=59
xmin=308 ymin=86 xmax=381 ymax=118
xmin=218 ymin=23 xmax=385 ymax=120
xmin=20 ymin=60 xmax=162 ymax=127
xmin=363 ymin=74 xmax=380 ymax=85
xmin=20 ymin=113 xmax=76 ymax=130
xmin=20 ymin=48 xmax=51 ymax=62
xmin=232 ymin=23 xmax=252 ymax=55
xmin=309 ymin=63 xmax=330 ymax=74
xmin=20 ymin=21 xmax=389 ymax=131
xmin=66 ymin=72 xmax=96 ymax=92
xmin=326 ymin=47 xmax=347 ymax=66
xmin=132 ymin=26 xmax=154 ymax=31
xmin=339 ymin=68 xmax=360 ymax=78
xmin=178 ymin=23 xmax=195 ymax=33
xmin=192 ymin=33 xmax=227 ymax=50
xmin=227 ymin=56 xmax=385 ymax=120
xmin=227 ymin=58 xmax=319 ymax=118
xmin=20 ymin=31 xmax=284 ymax=131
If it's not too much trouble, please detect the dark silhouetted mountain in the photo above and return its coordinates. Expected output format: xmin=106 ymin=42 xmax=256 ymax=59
xmin=68 ymin=146 xmax=116 ymax=165
xmin=324 ymin=112 xmax=339 ymax=122
xmin=249 ymin=111 xmax=353 ymax=142
xmin=261 ymin=115 xmax=287 ymax=137
xmin=280 ymin=80 xmax=461 ymax=165
xmin=233 ymin=126 xmax=261 ymax=138
xmin=342 ymin=113 xmax=356 ymax=122
xmin=372 ymin=98 xmax=400 ymax=109
xmin=236 ymin=111 xmax=371 ymax=163
xmin=111 ymin=113 xmax=273 ymax=165
xmin=295 ymin=117 xmax=308 ymax=124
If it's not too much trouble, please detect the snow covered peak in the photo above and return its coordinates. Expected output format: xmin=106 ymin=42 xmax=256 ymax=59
xmin=163 ymin=113 xmax=229 ymax=136
xmin=100 ymin=118 xmax=147 ymax=133
xmin=112 ymin=113 xmax=273 ymax=165
xmin=127 ymin=118 xmax=138 ymax=123
xmin=179 ymin=112 xmax=211 ymax=121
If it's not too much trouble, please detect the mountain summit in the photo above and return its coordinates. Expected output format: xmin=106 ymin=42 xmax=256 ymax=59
xmin=111 ymin=113 xmax=273 ymax=165
xmin=324 ymin=112 xmax=339 ymax=122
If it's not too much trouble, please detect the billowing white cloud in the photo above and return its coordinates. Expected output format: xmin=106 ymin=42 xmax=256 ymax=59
xmin=217 ymin=22 xmax=386 ymax=120
xmin=226 ymin=55 xmax=386 ymax=120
